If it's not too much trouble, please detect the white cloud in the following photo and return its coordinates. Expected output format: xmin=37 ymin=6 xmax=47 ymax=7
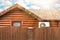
xmin=16 ymin=0 xmax=59 ymax=9
xmin=0 ymin=0 xmax=60 ymax=12
xmin=0 ymin=0 xmax=14 ymax=11
xmin=0 ymin=9 xmax=4 ymax=12
xmin=54 ymin=4 xmax=60 ymax=7
xmin=52 ymin=4 xmax=60 ymax=9
xmin=3 ymin=1 xmax=12 ymax=6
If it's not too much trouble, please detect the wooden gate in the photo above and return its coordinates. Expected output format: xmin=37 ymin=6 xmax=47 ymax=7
xmin=0 ymin=27 xmax=60 ymax=40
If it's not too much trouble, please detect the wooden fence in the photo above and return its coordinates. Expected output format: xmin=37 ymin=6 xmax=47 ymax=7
xmin=34 ymin=27 xmax=60 ymax=40
xmin=0 ymin=27 xmax=60 ymax=40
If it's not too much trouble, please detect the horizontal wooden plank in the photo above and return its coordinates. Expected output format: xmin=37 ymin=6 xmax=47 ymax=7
xmin=0 ymin=25 xmax=10 ymax=27
xmin=5 ymin=15 xmax=23 ymax=17
xmin=10 ymin=13 xmax=22 ymax=14
xmin=0 ymin=22 xmax=10 ymax=23
xmin=0 ymin=24 xmax=10 ymax=25
xmin=0 ymin=19 xmax=10 ymax=20
xmin=23 ymin=22 xmax=37 ymax=23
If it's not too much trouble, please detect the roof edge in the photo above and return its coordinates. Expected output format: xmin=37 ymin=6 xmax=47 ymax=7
xmin=0 ymin=4 xmax=41 ymax=21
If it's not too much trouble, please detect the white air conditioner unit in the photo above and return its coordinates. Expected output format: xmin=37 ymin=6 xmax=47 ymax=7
xmin=38 ymin=22 xmax=50 ymax=28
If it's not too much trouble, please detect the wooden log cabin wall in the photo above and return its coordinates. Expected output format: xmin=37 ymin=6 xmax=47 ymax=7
xmin=0 ymin=4 xmax=39 ymax=28
xmin=0 ymin=4 xmax=60 ymax=28
xmin=0 ymin=8 xmax=39 ymax=28
xmin=0 ymin=4 xmax=60 ymax=40
xmin=50 ymin=20 xmax=60 ymax=27
xmin=38 ymin=20 xmax=59 ymax=27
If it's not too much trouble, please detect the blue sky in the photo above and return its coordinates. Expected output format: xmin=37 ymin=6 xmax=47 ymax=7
xmin=0 ymin=0 xmax=60 ymax=12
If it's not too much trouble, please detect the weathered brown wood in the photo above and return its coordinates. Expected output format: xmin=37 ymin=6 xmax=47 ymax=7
xmin=0 ymin=4 xmax=60 ymax=40
xmin=46 ymin=27 xmax=52 ymax=40
xmin=50 ymin=21 xmax=57 ymax=27
xmin=0 ymin=27 xmax=27 ymax=40
xmin=34 ymin=27 xmax=60 ymax=40
xmin=58 ymin=27 xmax=60 ymax=40
xmin=0 ymin=9 xmax=38 ymax=28
xmin=34 ymin=28 xmax=44 ymax=40
xmin=0 ymin=27 xmax=60 ymax=40
xmin=27 ymin=29 xmax=34 ymax=40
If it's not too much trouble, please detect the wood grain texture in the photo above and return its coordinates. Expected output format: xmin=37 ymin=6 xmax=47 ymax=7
xmin=34 ymin=27 xmax=60 ymax=40
xmin=0 ymin=27 xmax=60 ymax=40
xmin=0 ymin=9 xmax=38 ymax=28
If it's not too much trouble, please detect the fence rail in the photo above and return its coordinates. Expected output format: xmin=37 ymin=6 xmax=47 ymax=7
xmin=0 ymin=27 xmax=60 ymax=40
